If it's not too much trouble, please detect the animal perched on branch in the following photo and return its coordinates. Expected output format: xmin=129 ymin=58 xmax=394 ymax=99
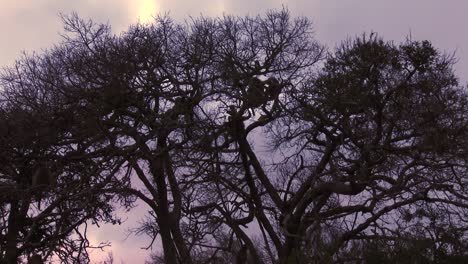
xmin=162 ymin=96 xmax=199 ymax=140
xmin=173 ymin=96 xmax=197 ymax=122
xmin=245 ymin=78 xmax=267 ymax=108
xmin=254 ymin=60 xmax=261 ymax=72
xmin=245 ymin=76 xmax=283 ymax=109
xmin=227 ymin=106 xmax=247 ymax=142
xmin=31 ymin=163 xmax=56 ymax=209
xmin=264 ymin=77 xmax=282 ymax=100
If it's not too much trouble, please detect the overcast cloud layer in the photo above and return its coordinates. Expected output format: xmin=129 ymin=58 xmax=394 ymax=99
xmin=1 ymin=0 xmax=467 ymax=262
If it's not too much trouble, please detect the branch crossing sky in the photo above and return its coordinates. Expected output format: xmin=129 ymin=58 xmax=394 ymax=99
xmin=1 ymin=0 xmax=467 ymax=262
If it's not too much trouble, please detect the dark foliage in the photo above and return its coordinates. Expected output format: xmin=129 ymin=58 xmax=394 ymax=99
xmin=1 ymin=10 xmax=467 ymax=264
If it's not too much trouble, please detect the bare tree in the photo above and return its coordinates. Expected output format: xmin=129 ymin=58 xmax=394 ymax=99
xmin=1 ymin=9 xmax=468 ymax=264
xmin=270 ymin=35 xmax=468 ymax=263
xmin=0 ymin=43 xmax=132 ymax=263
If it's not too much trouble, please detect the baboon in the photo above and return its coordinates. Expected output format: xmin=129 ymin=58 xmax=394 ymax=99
xmin=173 ymin=96 xmax=196 ymax=123
xmin=227 ymin=105 xmax=249 ymax=142
xmin=264 ymin=77 xmax=282 ymax=100
xmin=28 ymin=254 xmax=43 ymax=264
xmin=254 ymin=60 xmax=262 ymax=73
xmin=31 ymin=163 xmax=56 ymax=209
xmin=245 ymin=76 xmax=283 ymax=109
xmin=246 ymin=77 xmax=267 ymax=108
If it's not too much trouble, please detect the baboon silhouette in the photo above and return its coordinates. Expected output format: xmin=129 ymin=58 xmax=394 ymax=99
xmin=31 ymin=163 xmax=56 ymax=209
xmin=245 ymin=76 xmax=283 ymax=109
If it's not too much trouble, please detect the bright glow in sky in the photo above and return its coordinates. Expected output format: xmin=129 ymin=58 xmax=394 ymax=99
xmin=134 ymin=0 xmax=159 ymax=23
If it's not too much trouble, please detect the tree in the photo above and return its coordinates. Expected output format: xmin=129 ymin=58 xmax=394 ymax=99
xmin=1 ymin=10 xmax=468 ymax=264
xmin=0 ymin=34 xmax=133 ymax=263
xmin=280 ymin=35 xmax=468 ymax=263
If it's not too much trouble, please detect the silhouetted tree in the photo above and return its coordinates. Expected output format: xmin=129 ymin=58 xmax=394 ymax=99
xmin=0 ymin=43 xmax=133 ymax=263
xmin=1 ymin=9 xmax=468 ymax=264
xmin=276 ymin=35 xmax=468 ymax=263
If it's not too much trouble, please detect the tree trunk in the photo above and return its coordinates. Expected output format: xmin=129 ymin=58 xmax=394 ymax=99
xmin=5 ymin=201 xmax=20 ymax=263
xmin=157 ymin=214 xmax=178 ymax=264
xmin=4 ymin=200 xmax=29 ymax=264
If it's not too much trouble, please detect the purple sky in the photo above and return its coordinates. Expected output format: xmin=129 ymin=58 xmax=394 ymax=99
xmin=2 ymin=1 xmax=468 ymax=263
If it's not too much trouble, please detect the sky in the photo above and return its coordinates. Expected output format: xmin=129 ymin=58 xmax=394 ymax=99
xmin=1 ymin=0 xmax=468 ymax=263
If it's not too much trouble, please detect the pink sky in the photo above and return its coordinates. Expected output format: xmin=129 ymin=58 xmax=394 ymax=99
xmin=2 ymin=1 xmax=468 ymax=262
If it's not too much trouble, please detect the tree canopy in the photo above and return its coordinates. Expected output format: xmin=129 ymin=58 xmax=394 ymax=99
xmin=1 ymin=10 xmax=468 ymax=264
